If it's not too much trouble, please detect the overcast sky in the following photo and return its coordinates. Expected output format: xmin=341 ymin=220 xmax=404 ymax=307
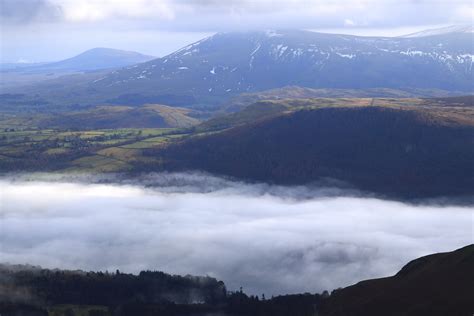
xmin=1 ymin=0 xmax=472 ymax=62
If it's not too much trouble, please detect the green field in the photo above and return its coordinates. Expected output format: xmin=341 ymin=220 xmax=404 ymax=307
xmin=0 ymin=126 xmax=188 ymax=173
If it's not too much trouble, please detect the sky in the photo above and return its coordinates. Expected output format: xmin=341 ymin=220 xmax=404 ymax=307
xmin=1 ymin=173 xmax=472 ymax=295
xmin=0 ymin=0 xmax=473 ymax=62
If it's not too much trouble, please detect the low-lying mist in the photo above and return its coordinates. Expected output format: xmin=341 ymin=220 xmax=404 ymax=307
xmin=0 ymin=173 xmax=472 ymax=295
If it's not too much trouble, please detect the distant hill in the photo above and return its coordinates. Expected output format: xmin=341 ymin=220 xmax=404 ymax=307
xmin=153 ymin=99 xmax=474 ymax=198
xmin=319 ymin=244 xmax=474 ymax=316
xmin=35 ymin=104 xmax=200 ymax=129
xmin=0 ymin=48 xmax=155 ymax=92
xmin=3 ymin=48 xmax=155 ymax=73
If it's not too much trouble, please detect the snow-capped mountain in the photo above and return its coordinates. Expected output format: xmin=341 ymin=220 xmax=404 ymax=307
xmin=70 ymin=29 xmax=474 ymax=106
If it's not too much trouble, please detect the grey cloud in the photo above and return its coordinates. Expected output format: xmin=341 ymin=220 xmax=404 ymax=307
xmin=0 ymin=0 xmax=61 ymax=24
xmin=0 ymin=173 xmax=471 ymax=295
xmin=2 ymin=0 xmax=471 ymax=29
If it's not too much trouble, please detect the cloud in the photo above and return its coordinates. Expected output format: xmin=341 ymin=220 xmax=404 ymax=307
xmin=0 ymin=0 xmax=62 ymax=24
xmin=0 ymin=173 xmax=471 ymax=295
xmin=2 ymin=0 xmax=472 ymax=28
xmin=55 ymin=0 xmax=175 ymax=22
xmin=344 ymin=19 xmax=356 ymax=27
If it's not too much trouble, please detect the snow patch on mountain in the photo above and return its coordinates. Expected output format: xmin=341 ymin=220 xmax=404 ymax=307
xmin=336 ymin=53 xmax=356 ymax=59
xmin=265 ymin=30 xmax=283 ymax=38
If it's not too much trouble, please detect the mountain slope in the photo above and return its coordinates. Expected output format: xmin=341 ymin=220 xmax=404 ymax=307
xmin=319 ymin=244 xmax=474 ymax=316
xmin=86 ymin=29 xmax=473 ymax=108
xmin=151 ymin=103 xmax=474 ymax=198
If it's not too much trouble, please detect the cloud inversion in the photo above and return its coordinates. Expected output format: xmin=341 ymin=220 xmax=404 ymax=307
xmin=0 ymin=173 xmax=472 ymax=295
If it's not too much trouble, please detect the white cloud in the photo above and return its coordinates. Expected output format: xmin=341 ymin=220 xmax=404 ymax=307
xmin=4 ymin=0 xmax=472 ymax=26
xmin=0 ymin=173 xmax=472 ymax=295
xmin=51 ymin=0 xmax=175 ymax=22
xmin=344 ymin=19 xmax=356 ymax=27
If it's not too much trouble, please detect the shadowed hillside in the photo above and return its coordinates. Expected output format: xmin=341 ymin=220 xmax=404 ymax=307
xmin=154 ymin=105 xmax=474 ymax=198
xmin=319 ymin=244 xmax=474 ymax=316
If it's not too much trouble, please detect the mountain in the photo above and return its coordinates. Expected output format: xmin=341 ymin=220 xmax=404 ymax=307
xmin=3 ymin=48 xmax=155 ymax=73
xmin=82 ymin=29 xmax=473 ymax=108
xmin=150 ymin=98 xmax=474 ymax=198
xmin=319 ymin=244 xmax=474 ymax=316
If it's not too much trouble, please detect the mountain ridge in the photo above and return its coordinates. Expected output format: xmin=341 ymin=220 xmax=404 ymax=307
xmin=401 ymin=24 xmax=474 ymax=38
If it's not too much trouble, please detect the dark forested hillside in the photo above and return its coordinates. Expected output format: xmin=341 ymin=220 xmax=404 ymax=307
xmin=153 ymin=106 xmax=474 ymax=198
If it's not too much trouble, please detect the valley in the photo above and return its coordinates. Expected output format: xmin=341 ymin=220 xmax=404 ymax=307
xmin=1 ymin=20 xmax=473 ymax=316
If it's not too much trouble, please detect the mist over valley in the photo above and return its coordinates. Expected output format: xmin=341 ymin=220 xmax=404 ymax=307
xmin=1 ymin=173 xmax=471 ymax=296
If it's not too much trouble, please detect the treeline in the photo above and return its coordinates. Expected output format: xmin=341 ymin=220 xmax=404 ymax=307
xmin=0 ymin=264 xmax=323 ymax=316
xmin=0 ymin=264 xmax=226 ymax=307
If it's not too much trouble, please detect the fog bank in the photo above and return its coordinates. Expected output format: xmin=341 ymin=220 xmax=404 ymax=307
xmin=0 ymin=173 xmax=472 ymax=295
